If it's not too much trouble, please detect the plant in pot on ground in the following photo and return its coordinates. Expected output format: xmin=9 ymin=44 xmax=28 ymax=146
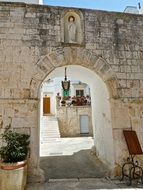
xmin=0 ymin=125 xmax=30 ymax=190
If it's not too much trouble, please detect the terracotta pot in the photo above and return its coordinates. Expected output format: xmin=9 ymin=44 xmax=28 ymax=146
xmin=0 ymin=160 xmax=27 ymax=170
xmin=0 ymin=160 xmax=27 ymax=190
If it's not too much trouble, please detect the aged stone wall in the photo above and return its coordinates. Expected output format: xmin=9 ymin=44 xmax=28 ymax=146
xmin=0 ymin=2 xmax=143 ymax=180
xmin=57 ymin=106 xmax=93 ymax=137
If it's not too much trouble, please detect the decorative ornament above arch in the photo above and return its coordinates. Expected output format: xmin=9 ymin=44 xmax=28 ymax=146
xmin=30 ymin=47 xmax=121 ymax=99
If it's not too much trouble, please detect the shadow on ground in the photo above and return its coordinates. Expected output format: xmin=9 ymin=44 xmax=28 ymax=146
xmin=27 ymin=178 xmax=143 ymax=190
xmin=27 ymin=149 xmax=143 ymax=189
xmin=40 ymin=149 xmax=109 ymax=180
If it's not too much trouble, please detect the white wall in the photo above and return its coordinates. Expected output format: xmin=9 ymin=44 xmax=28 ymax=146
xmin=91 ymin=79 xmax=114 ymax=167
xmin=72 ymin=83 xmax=88 ymax=97
xmin=44 ymin=65 xmax=115 ymax=167
xmin=40 ymin=78 xmax=91 ymax=118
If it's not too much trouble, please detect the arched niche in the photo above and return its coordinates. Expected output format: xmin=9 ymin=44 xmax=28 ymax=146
xmin=61 ymin=10 xmax=84 ymax=44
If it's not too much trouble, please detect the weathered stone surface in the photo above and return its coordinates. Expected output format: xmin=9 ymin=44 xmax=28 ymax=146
xmin=57 ymin=106 xmax=93 ymax=137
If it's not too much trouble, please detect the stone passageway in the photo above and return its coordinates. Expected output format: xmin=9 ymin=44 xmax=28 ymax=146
xmin=40 ymin=131 xmax=109 ymax=179
xmin=40 ymin=149 xmax=109 ymax=179
xmin=27 ymin=178 xmax=143 ymax=190
xmin=40 ymin=117 xmax=109 ymax=180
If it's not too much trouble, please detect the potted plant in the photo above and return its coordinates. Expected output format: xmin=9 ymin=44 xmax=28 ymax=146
xmin=0 ymin=124 xmax=30 ymax=190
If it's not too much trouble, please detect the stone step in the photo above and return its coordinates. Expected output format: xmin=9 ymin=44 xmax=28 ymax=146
xmin=41 ymin=137 xmax=60 ymax=141
xmin=41 ymin=131 xmax=60 ymax=134
xmin=41 ymin=117 xmax=58 ymax=121
xmin=40 ymin=116 xmax=61 ymax=141
xmin=41 ymin=129 xmax=59 ymax=131
xmin=41 ymin=129 xmax=60 ymax=132
xmin=42 ymin=135 xmax=60 ymax=137
xmin=41 ymin=130 xmax=59 ymax=132
xmin=41 ymin=126 xmax=59 ymax=130
xmin=41 ymin=132 xmax=60 ymax=135
xmin=41 ymin=135 xmax=60 ymax=138
xmin=41 ymin=138 xmax=61 ymax=143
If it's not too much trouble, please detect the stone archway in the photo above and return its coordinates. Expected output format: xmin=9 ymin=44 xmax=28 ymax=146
xmin=29 ymin=47 xmax=121 ymax=181
xmin=30 ymin=47 xmax=120 ymax=99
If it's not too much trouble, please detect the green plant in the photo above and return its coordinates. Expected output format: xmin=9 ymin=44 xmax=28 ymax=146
xmin=0 ymin=127 xmax=30 ymax=163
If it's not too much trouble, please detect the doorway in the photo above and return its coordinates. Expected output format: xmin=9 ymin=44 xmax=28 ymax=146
xmin=80 ymin=115 xmax=89 ymax=134
xmin=43 ymin=97 xmax=51 ymax=115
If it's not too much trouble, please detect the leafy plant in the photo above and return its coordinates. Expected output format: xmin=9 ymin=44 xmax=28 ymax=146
xmin=0 ymin=128 xmax=30 ymax=163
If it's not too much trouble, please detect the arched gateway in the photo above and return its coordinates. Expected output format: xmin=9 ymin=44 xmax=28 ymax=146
xmin=29 ymin=47 xmax=120 ymax=181
xmin=1 ymin=2 xmax=143 ymax=183
xmin=30 ymin=47 xmax=120 ymax=98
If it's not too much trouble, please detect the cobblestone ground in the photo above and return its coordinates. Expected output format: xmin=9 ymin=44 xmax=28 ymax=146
xmin=26 ymin=178 xmax=143 ymax=190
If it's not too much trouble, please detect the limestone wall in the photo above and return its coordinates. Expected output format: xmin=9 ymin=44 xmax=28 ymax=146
xmin=57 ymin=106 xmax=93 ymax=137
xmin=0 ymin=2 xmax=143 ymax=179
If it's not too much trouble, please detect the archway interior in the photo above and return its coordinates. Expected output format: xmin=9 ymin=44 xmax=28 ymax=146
xmin=39 ymin=65 xmax=114 ymax=178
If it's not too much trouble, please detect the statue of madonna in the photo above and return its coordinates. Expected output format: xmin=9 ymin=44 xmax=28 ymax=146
xmin=68 ymin=16 xmax=77 ymax=43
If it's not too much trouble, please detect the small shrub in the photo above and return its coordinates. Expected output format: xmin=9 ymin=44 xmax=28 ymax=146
xmin=0 ymin=129 xmax=30 ymax=163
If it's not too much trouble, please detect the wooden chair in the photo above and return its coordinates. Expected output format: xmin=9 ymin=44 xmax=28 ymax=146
xmin=121 ymin=130 xmax=143 ymax=185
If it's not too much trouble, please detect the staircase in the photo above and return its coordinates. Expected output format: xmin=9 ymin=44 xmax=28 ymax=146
xmin=40 ymin=116 xmax=60 ymax=144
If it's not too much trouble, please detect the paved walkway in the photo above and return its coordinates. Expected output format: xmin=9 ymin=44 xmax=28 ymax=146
xmin=40 ymin=137 xmax=109 ymax=179
xmin=26 ymin=178 xmax=143 ymax=190
xmin=37 ymin=131 xmax=143 ymax=189
xmin=40 ymin=149 xmax=109 ymax=179
xmin=28 ymin=135 xmax=143 ymax=189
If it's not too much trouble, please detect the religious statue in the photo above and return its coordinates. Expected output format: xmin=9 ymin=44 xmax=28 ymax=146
xmin=67 ymin=16 xmax=77 ymax=43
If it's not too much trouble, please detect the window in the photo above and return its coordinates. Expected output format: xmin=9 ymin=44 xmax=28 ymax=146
xmin=76 ymin=90 xmax=84 ymax=97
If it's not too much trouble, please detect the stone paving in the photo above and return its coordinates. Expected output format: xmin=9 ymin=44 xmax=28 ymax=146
xmin=40 ymin=149 xmax=109 ymax=179
xmin=26 ymin=178 xmax=143 ymax=190
xmin=34 ymin=137 xmax=143 ymax=189
xmin=40 ymin=137 xmax=94 ymax=156
xmin=40 ymin=136 xmax=108 ymax=179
